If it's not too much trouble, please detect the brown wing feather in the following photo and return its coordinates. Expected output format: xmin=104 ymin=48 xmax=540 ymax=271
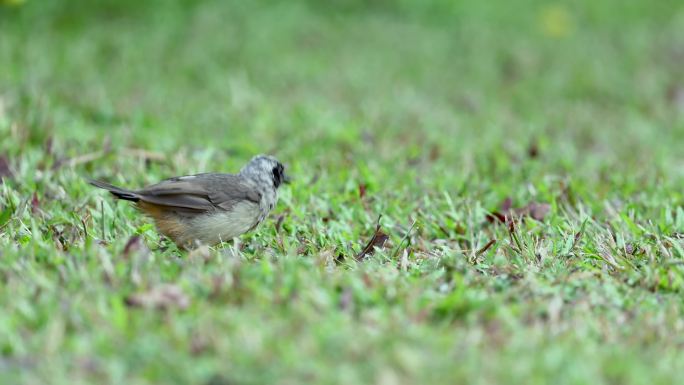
xmin=135 ymin=193 xmax=214 ymax=212
xmin=133 ymin=173 xmax=260 ymax=212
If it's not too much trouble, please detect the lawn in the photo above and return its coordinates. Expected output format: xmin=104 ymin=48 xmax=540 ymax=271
xmin=1 ymin=0 xmax=684 ymax=384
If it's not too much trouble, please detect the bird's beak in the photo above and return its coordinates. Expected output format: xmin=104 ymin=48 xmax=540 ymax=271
xmin=283 ymin=173 xmax=292 ymax=184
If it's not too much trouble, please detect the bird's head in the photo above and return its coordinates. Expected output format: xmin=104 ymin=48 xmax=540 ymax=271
xmin=240 ymin=154 xmax=290 ymax=189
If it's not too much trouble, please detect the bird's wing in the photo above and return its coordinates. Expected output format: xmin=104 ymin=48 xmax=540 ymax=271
xmin=204 ymin=175 xmax=262 ymax=211
xmin=135 ymin=173 xmax=260 ymax=212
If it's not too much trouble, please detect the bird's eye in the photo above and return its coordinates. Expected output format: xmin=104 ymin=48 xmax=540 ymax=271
xmin=272 ymin=166 xmax=282 ymax=188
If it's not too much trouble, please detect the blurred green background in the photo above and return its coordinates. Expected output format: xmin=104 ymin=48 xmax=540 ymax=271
xmin=2 ymin=0 xmax=684 ymax=384
xmin=3 ymin=0 xmax=682 ymax=164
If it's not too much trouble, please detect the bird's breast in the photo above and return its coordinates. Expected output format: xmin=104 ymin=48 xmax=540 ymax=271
xmin=187 ymin=201 xmax=261 ymax=245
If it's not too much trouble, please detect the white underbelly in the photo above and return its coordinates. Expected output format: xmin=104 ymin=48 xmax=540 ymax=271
xmin=187 ymin=201 xmax=261 ymax=245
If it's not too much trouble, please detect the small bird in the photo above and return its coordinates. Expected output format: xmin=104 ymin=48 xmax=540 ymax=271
xmin=89 ymin=155 xmax=289 ymax=248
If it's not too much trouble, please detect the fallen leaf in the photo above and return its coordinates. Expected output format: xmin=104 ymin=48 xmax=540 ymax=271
xmin=125 ymin=284 xmax=190 ymax=310
xmin=30 ymin=192 xmax=40 ymax=215
xmin=358 ymin=183 xmax=367 ymax=199
xmin=486 ymin=197 xmax=512 ymax=224
xmin=356 ymin=217 xmax=390 ymax=260
xmin=486 ymin=199 xmax=551 ymax=224
xmin=527 ymin=140 xmax=539 ymax=158
xmin=485 ymin=211 xmax=508 ymax=224
xmin=572 ymin=229 xmax=584 ymax=250
xmin=501 ymin=197 xmax=513 ymax=211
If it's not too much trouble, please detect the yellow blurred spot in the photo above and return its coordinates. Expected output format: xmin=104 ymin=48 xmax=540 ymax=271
xmin=1 ymin=0 xmax=26 ymax=6
xmin=539 ymin=4 xmax=574 ymax=38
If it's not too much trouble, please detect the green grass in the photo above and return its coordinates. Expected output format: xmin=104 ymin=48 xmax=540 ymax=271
xmin=1 ymin=0 xmax=684 ymax=384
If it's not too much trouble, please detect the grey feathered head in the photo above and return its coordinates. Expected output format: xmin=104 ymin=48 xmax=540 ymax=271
xmin=239 ymin=155 xmax=289 ymax=189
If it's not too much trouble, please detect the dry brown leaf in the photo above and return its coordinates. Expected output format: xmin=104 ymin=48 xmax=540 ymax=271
xmin=528 ymin=140 xmax=540 ymax=158
xmin=487 ymin=198 xmax=551 ymax=225
xmin=358 ymin=183 xmax=367 ymax=199
xmin=356 ymin=218 xmax=389 ymax=261
xmin=30 ymin=192 xmax=41 ymax=215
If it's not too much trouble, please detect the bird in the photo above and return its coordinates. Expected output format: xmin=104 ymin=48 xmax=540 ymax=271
xmin=89 ymin=155 xmax=289 ymax=248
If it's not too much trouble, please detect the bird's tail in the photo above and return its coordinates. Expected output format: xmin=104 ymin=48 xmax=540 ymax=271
xmin=88 ymin=179 xmax=140 ymax=202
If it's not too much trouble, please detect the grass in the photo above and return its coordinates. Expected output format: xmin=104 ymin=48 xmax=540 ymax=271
xmin=1 ymin=0 xmax=684 ymax=383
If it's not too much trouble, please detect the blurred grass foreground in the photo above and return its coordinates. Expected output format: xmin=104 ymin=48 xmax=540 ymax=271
xmin=1 ymin=0 xmax=684 ymax=384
